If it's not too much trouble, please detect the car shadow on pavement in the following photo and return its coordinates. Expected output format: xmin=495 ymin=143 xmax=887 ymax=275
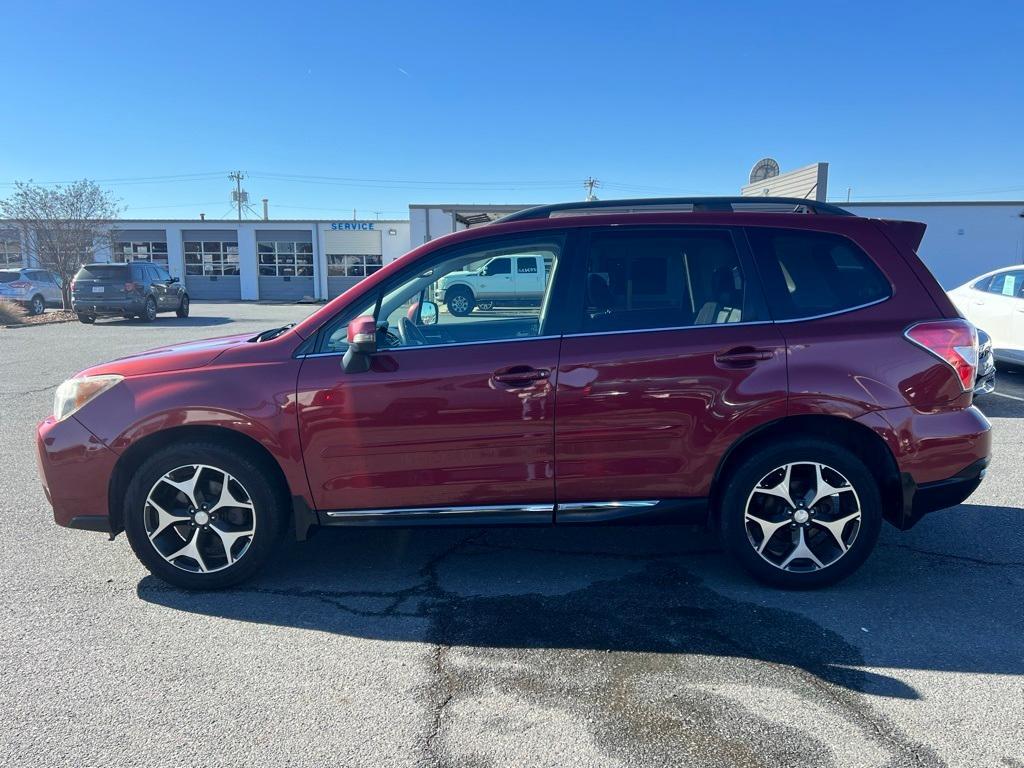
xmin=135 ymin=510 xmax=1024 ymax=702
xmin=100 ymin=316 xmax=234 ymax=327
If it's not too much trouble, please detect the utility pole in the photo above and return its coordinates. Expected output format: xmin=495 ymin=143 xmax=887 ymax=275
xmin=229 ymin=171 xmax=245 ymax=221
xmin=584 ymin=176 xmax=600 ymax=201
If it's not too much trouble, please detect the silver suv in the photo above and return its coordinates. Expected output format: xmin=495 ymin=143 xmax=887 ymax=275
xmin=0 ymin=268 xmax=62 ymax=315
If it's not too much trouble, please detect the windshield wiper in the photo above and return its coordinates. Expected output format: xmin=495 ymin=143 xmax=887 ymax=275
xmin=253 ymin=323 xmax=295 ymax=342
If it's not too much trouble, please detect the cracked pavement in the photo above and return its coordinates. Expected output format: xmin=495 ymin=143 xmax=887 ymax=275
xmin=1 ymin=303 xmax=1023 ymax=767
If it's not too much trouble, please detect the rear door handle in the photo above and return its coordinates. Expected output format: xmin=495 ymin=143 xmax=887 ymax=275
xmin=493 ymin=366 xmax=551 ymax=385
xmin=715 ymin=347 xmax=774 ymax=367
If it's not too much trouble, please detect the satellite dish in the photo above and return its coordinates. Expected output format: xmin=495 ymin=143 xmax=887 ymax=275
xmin=749 ymin=157 xmax=780 ymax=184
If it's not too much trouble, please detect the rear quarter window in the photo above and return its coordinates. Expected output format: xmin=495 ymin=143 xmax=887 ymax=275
xmin=746 ymin=228 xmax=892 ymax=321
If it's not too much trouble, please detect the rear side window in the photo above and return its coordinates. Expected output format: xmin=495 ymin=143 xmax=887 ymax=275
xmin=75 ymin=265 xmax=128 ymax=280
xmin=985 ymin=271 xmax=1024 ymax=297
xmin=0 ymin=271 xmax=20 ymax=283
xmin=581 ymin=228 xmax=757 ymax=332
xmin=746 ymin=228 xmax=891 ymax=321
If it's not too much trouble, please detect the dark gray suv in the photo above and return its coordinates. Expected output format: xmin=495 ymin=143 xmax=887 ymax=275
xmin=71 ymin=262 xmax=189 ymax=324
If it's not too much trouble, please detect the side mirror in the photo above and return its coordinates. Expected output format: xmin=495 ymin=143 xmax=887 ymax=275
xmin=168 ymin=276 xmax=179 ymax=284
xmin=342 ymin=315 xmax=377 ymax=373
xmin=478 ymin=268 xmax=488 ymax=276
xmin=420 ymin=301 xmax=438 ymax=326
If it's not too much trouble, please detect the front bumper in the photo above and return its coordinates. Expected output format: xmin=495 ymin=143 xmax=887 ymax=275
xmin=36 ymin=415 xmax=119 ymax=532
xmin=71 ymin=297 xmax=143 ymax=316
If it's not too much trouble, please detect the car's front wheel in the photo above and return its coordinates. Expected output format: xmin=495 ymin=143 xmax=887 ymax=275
xmin=719 ymin=439 xmax=882 ymax=589
xmin=176 ymin=294 xmax=190 ymax=318
xmin=446 ymin=287 xmax=475 ymax=317
xmin=124 ymin=442 xmax=287 ymax=589
xmin=77 ymin=313 xmax=95 ymax=324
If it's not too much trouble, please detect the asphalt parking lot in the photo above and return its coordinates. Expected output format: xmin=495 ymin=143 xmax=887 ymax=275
xmin=1 ymin=302 xmax=1022 ymax=768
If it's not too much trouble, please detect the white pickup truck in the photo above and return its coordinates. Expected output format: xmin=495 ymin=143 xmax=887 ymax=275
xmin=436 ymin=254 xmax=551 ymax=316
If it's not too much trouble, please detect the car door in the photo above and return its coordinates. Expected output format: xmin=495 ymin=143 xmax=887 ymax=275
xmin=479 ymin=256 xmax=515 ymax=300
xmin=514 ymin=255 xmax=545 ymax=301
xmin=553 ymin=226 xmax=787 ymax=521
xmin=979 ymin=270 xmax=1024 ymax=351
xmin=295 ymin=231 xmax=571 ymax=521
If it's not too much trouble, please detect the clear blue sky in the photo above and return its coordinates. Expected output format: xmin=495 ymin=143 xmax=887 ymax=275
xmin=1 ymin=1 xmax=1021 ymax=219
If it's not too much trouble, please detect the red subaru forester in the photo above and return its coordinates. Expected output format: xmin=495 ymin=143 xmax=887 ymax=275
xmin=37 ymin=198 xmax=991 ymax=590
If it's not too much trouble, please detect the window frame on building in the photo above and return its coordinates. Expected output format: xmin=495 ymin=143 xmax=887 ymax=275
xmin=113 ymin=239 xmax=169 ymax=266
xmin=0 ymin=237 xmax=22 ymax=268
xmin=184 ymin=240 xmax=240 ymax=276
xmin=326 ymin=253 xmax=384 ymax=278
xmin=258 ymin=240 xmax=315 ymax=277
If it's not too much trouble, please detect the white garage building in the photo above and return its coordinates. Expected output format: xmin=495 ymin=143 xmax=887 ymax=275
xmin=2 ymin=218 xmax=411 ymax=302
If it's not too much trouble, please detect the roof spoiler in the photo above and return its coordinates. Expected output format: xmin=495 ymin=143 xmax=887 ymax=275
xmin=876 ymin=219 xmax=927 ymax=252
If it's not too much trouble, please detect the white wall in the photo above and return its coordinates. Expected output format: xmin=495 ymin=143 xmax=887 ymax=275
xmin=844 ymin=203 xmax=1024 ymax=288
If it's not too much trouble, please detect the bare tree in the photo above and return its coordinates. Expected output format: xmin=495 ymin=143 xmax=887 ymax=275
xmin=0 ymin=180 xmax=121 ymax=308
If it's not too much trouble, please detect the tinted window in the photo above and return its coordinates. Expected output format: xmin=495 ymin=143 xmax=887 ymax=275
xmin=581 ymin=229 xmax=754 ymax=332
xmin=75 ymin=265 xmax=128 ymax=280
xmin=986 ymin=271 xmax=1024 ymax=297
xmin=0 ymin=271 xmax=20 ymax=283
xmin=154 ymin=265 xmax=172 ymax=281
xmin=485 ymin=258 xmax=511 ymax=276
xmin=517 ymin=257 xmax=539 ymax=274
xmin=972 ymin=275 xmax=993 ymax=292
xmin=746 ymin=229 xmax=891 ymax=320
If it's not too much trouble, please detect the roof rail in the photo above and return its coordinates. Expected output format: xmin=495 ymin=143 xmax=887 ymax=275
xmin=498 ymin=196 xmax=854 ymax=222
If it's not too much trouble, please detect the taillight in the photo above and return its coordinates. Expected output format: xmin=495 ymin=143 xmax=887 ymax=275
xmin=905 ymin=319 xmax=978 ymax=391
xmin=124 ymin=281 xmax=137 ymax=292
xmin=9 ymin=280 xmax=31 ymax=289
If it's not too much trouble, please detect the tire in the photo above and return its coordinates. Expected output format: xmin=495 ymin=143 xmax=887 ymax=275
xmin=123 ymin=441 xmax=288 ymax=590
xmin=29 ymin=295 xmax=45 ymax=316
xmin=77 ymin=313 xmax=95 ymax=324
xmin=140 ymin=296 xmax=157 ymax=322
xmin=718 ymin=439 xmax=882 ymax=589
xmin=446 ymin=287 xmax=475 ymax=317
xmin=176 ymin=294 xmax=190 ymax=318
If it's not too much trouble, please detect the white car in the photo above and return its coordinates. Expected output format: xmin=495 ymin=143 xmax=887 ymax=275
xmin=0 ymin=268 xmax=63 ymax=315
xmin=948 ymin=266 xmax=1024 ymax=365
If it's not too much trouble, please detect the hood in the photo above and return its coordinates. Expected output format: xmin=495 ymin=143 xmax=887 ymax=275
xmin=81 ymin=332 xmax=254 ymax=377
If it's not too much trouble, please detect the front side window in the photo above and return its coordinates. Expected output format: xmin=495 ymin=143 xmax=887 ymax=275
xmin=581 ymin=228 xmax=753 ymax=332
xmin=746 ymin=228 xmax=891 ymax=321
xmin=323 ymin=235 xmax=563 ymax=353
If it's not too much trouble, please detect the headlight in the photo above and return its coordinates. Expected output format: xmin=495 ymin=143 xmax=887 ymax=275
xmin=53 ymin=375 xmax=123 ymax=421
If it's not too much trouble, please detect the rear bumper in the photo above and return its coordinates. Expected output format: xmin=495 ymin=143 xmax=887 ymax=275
xmin=859 ymin=404 xmax=991 ymax=530
xmin=36 ymin=415 xmax=119 ymax=532
xmin=72 ymin=297 xmax=143 ymax=316
xmin=902 ymin=458 xmax=989 ymax=528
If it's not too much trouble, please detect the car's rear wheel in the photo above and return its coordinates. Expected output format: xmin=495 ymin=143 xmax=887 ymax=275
xmin=124 ymin=442 xmax=287 ymax=589
xmin=139 ymin=296 xmax=157 ymax=322
xmin=446 ymin=287 xmax=475 ymax=317
xmin=29 ymin=295 xmax=45 ymax=315
xmin=719 ymin=439 xmax=881 ymax=589
xmin=77 ymin=313 xmax=95 ymax=324
xmin=176 ymin=294 xmax=190 ymax=318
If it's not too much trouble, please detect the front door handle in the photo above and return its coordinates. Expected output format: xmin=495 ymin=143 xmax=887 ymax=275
xmin=715 ymin=347 xmax=774 ymax=367
xmin=492 ymin=366 xmax=551 ymax=385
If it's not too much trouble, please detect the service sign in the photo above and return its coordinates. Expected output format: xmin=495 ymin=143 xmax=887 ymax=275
xmin=330 ymin=222 xmax=375 ymax=231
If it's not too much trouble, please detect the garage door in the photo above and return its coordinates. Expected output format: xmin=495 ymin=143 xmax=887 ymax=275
xmin=325 ymin=228 xmax=382 ymax=298
xmin=257 ymin=229 xmax=315 ymax=301
xmin=183 ymin=229 xmax=241 ymax=300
